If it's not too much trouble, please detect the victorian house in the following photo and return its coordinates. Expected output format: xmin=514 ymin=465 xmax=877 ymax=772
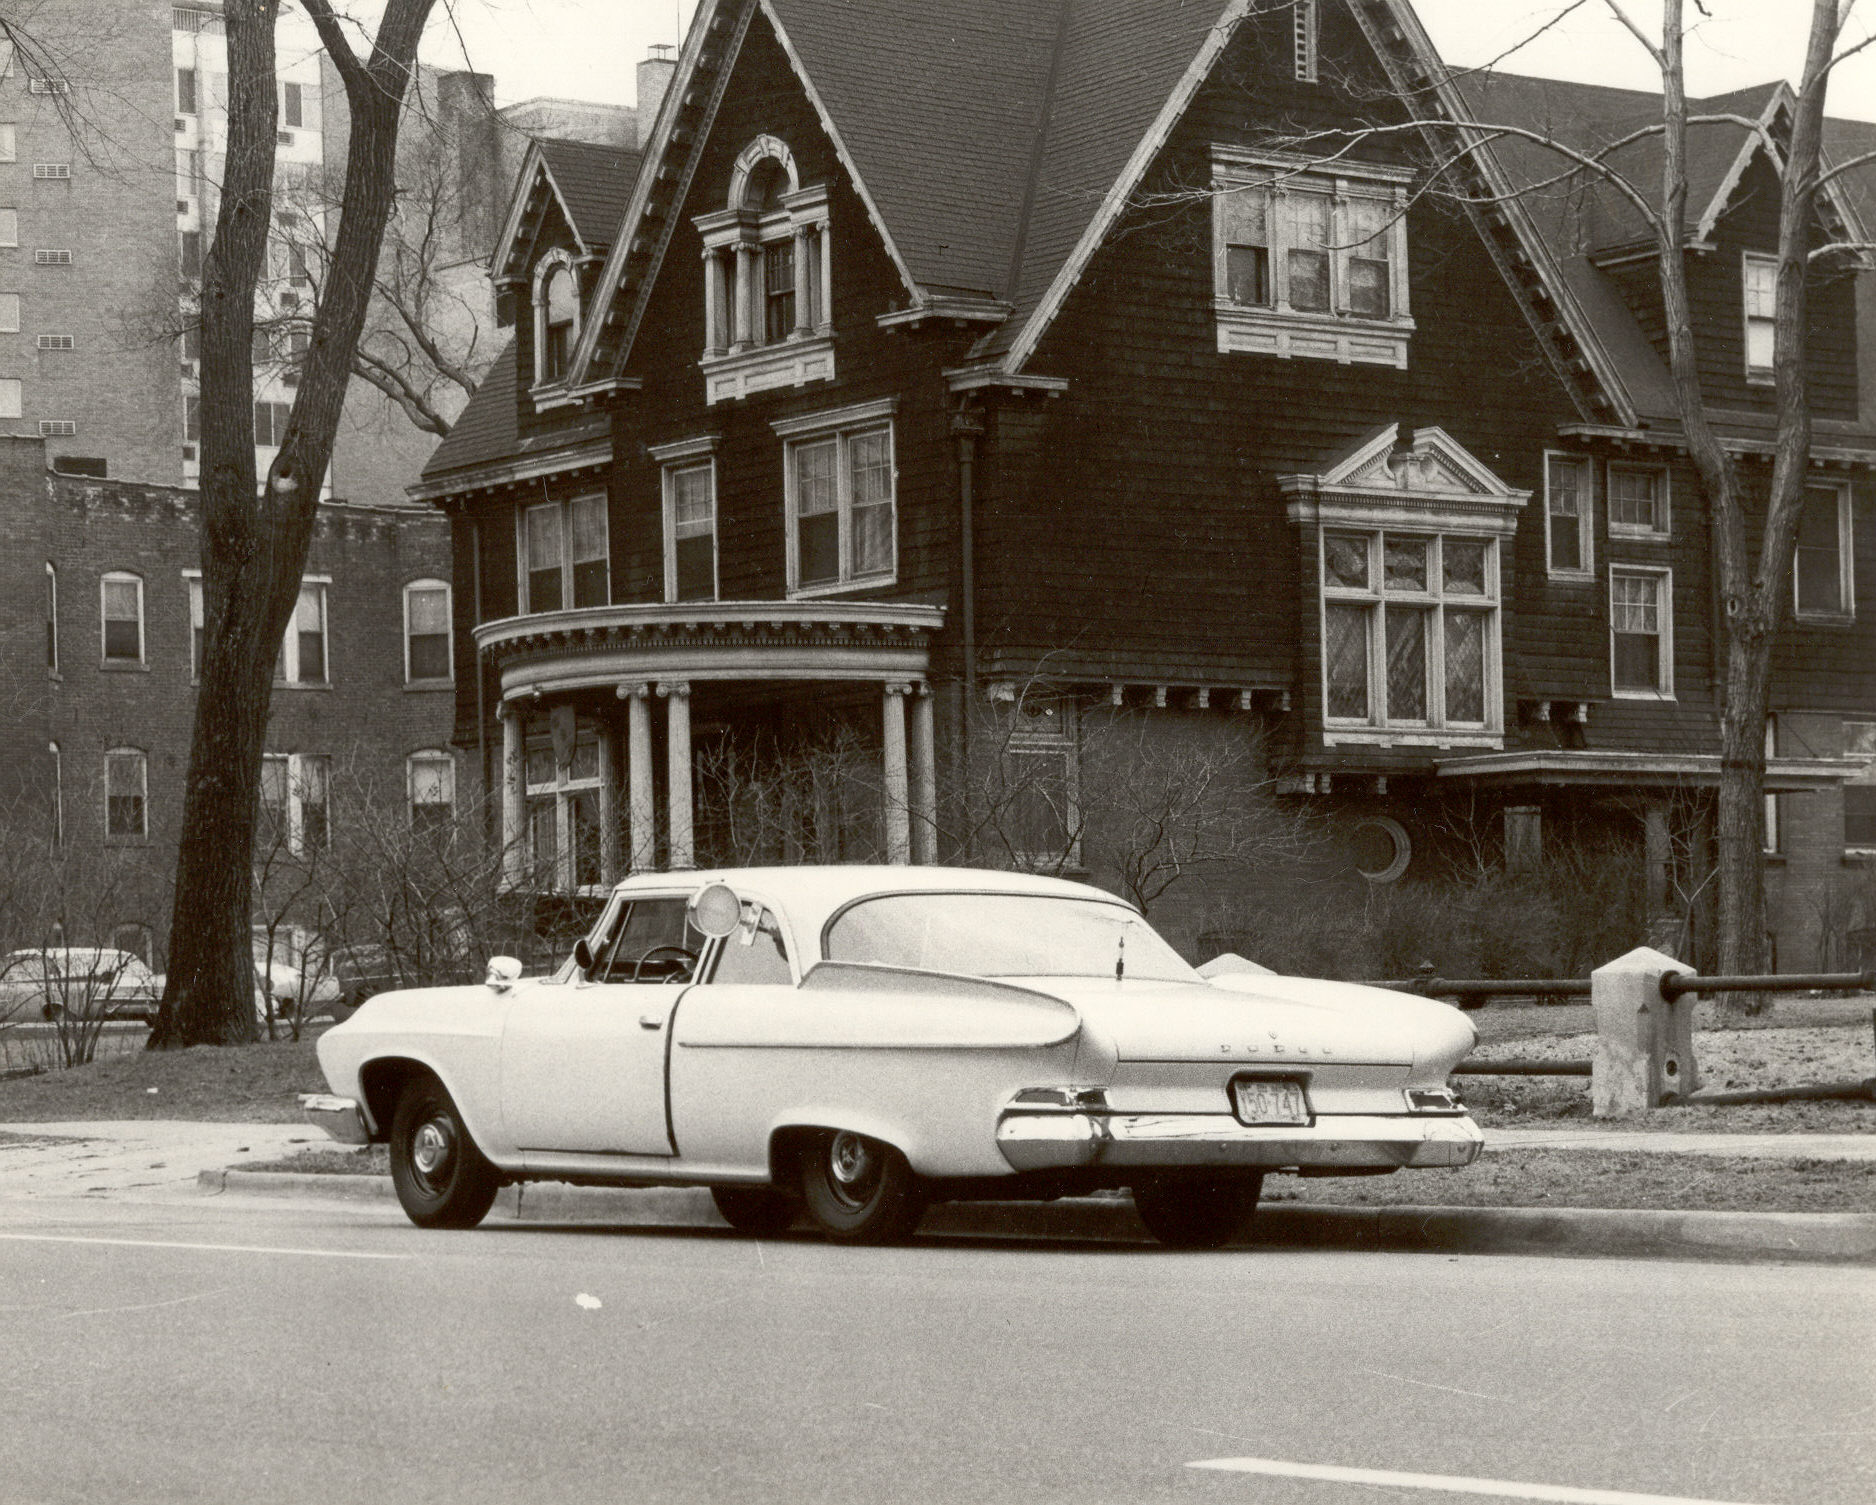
xmin=413 ymin=0 xmax=1876 ymax=966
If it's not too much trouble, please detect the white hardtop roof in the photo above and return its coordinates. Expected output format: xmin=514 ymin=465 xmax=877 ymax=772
xmin=608 ymin=865 xmax=1138 ymax=934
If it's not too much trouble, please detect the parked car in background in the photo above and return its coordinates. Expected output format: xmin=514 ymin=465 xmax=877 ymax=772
xmin=0 ymin=948 xmax=162 ymax=1026
xmin=304 ymin=866 xmax=1482 ymax=1247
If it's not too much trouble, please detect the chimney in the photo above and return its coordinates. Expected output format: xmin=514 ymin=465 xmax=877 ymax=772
xmin=637 ymin=44 xmax=677 ymax=149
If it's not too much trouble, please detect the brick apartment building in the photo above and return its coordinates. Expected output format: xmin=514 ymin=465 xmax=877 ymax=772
xmin=0 ymin=434 xmax=455 ymax=964
xmin=0 ymin=0 xmax=654 ymax=501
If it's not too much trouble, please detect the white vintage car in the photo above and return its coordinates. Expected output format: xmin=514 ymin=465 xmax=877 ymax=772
xmin=304 ymin=866 xmax=1482 ymax=1246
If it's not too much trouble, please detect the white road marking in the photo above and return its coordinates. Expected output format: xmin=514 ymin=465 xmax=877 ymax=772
xmin=0 ymin=1232 xmax=410 ymax=1261
xmin=1187 ymin=1457 xmax=1770 ymax=1505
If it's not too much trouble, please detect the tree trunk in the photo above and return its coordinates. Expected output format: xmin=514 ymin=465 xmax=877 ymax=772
xmin=151 ymin=0 xmax=439 ymax=1048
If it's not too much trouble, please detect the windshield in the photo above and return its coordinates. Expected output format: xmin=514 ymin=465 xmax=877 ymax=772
xmin=823 ymin=892 xmax=1198 ymax=982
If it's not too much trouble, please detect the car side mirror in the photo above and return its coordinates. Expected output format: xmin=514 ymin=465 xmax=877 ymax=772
xmin=573 ymin=937 xmax=595 ymax=974
xmin=485 ymin=956 xmax=523 ymax=993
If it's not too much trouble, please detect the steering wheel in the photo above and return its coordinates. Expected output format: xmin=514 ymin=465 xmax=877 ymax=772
xmin=631 ymin=944 xmax=698 ymax=984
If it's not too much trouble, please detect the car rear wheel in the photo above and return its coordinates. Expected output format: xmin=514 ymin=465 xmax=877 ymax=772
xmin=798 ymin=1130 xmax=925 ymax=1244
xmin=711 ymin=1185 xmax=796 ymax=1236
xmin=1132 ymin=1174 xmax=1263 ymax=1249
xmin=389 ymin=1078 xmax=500 ymax=1229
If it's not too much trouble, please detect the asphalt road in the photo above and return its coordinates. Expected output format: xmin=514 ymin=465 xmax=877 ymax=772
xmin=1 ymin=1192 xmax=1870 ymax=1505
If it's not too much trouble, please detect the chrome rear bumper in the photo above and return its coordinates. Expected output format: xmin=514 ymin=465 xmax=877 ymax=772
xmin=996 ymin=1110 xmax=1483 ymax=1173
xmin=299 ymin=1093 xmax=370 ymax=1146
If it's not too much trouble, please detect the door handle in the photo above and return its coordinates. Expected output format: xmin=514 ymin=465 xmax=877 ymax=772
xmin=639 ymin=1013 xmax=664 ymax=1030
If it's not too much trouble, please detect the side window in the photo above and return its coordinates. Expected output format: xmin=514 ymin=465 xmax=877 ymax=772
xmin=599 ymin=899 xmax=702 ymax=983
xmin=711 ymin=908 xmax=793 ymax=986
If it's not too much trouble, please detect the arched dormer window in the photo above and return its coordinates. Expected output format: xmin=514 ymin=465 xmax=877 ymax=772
xmin=533 ymin=250 xmax=579 ymax=386
xmin=692 ymin=135 xmax=833 ymax=404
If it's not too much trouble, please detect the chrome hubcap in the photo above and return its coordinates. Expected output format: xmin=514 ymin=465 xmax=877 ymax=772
xmin=829 ymin=1131 xmax=871 ymax=1186
xmin=411 ymin=1120 xmax=453 ymax=1178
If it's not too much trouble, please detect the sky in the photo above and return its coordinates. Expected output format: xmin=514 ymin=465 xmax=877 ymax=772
xmin=409 ymin=0 xmax=1876 ymax=122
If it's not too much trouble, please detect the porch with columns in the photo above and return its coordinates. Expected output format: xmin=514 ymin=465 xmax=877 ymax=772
xmin=477 ymin=602 xmax=945 ymax=891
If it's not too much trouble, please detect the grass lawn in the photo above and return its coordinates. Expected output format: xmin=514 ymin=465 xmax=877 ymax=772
xmin=0 ymin=1028 xmax=326 ymax=1122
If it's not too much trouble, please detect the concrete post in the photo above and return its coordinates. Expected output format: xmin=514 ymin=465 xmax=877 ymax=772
xmin=499 ymin=703 xmax=525 ymax=889
xmin=1590 ymin=945 xmax=1700 ymax=1117
xmin=661 ymin=680 xmax=693 ymax=870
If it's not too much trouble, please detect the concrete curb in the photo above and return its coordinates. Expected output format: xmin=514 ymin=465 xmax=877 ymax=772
xmin=197 ymin=1170 xmax=1876 ymax=1261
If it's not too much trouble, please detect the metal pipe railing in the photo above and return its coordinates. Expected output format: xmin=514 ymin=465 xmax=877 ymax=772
xmin=1659 ymin=970 xmax=1874 ymax=997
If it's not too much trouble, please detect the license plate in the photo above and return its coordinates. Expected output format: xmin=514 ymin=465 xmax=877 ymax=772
xmin=1230 ymin=1077 xmax=1309 ymax=1126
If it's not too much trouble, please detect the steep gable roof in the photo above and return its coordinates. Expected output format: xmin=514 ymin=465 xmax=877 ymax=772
xmin=568 ymin=0 xmax=1243 ymax=386
xmin=491 ymin=137 xmax=642 ymax=287
xmin=537 ymin=138 xmax=642 ymax=249
xmin=765 ymin=0 xmax=1059 ymax=301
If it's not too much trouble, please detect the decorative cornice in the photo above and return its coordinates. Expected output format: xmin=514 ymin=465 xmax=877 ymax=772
xmin=409 ymin=437 xmax=613 ymax=502
xmin=476 ymin=600 xmax=945 ymax=661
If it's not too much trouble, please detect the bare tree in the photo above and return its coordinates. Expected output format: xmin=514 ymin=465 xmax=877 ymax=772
xmin=152 ymin=0 xmax=439 ymax=1048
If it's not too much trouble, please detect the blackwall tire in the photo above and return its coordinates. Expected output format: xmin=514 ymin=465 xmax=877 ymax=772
xmin=798 ymin=1130 xmax=925 ymax=1244
xmin=389 ymin=1077 xmax=500 ymax=1230
xmin=1132 ymin=1175 xmax=1263 ymax=1249
xmin=711 ymin=1185 xmax=796 ymax=1236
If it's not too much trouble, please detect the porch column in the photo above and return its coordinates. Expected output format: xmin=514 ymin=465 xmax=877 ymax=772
xmin=620 ymin=682 xmax=655 ymax=872
xmin=499 ymin=702 xmax=525 ymax=888
xmin=597 ymin=715 xmax=622 ymax=885
xmin=792 ymin=225 xmax=814 ymax=336
xmin=732 ymin=244 xmax=757 ymax=349
xmin=661 ymin=680 xmax=694 ymax=869
xmin=882 ymin=681 xmax=911 ymax=864
xmin=909 ymin=681 xmax=936 ymax=864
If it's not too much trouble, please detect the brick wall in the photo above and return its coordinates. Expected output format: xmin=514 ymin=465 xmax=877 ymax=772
xmin=0 ymin=447 xmax=455 ymax=960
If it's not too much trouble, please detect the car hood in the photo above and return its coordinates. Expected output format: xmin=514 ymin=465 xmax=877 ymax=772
xmin=1024 ymin=975 xmax=1476 ymax=1071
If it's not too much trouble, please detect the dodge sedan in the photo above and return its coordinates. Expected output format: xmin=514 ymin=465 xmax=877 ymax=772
xmin=304 ymin=867 xmax=1481 ymax=1247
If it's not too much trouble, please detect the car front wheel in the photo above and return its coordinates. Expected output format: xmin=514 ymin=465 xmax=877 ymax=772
xmin=711 ymin=1184 xmax=796 ymax=1236
xmin=1132 ymin=1174 xmax=1263 ymax=1249
xmin=798 ymin=1130 xmax=925 ymax=1244
xmin=389 ymin=1078 xmax=500 ymax=1229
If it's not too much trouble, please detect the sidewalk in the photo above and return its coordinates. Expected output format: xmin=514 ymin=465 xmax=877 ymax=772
xmin=4 ymin=1117 xmax=1872 ymax=1261
xmin=0 ymin=1120 xmax=326 ymax=1199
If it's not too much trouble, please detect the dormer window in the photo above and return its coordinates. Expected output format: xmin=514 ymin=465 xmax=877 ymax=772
xmin=693 ymin=135 xmax=835 ymax=404
xmin=533 ymin=252 xmax=580 ymax=387
xmin=1212 ymin=148 xmax=1414 ymax=368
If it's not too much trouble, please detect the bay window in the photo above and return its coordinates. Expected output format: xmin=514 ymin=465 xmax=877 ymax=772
xmin=1321 ymin=530 xmax=1499 ymax=732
